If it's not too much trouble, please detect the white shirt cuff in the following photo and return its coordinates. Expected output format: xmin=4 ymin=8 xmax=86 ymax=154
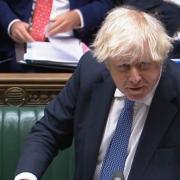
xmin=8 ymin=19 xmax=21 ymax=36
xmin=74 ymin=9 xmax=84 ymax=29
xmin=14 ymin=172 xmax=37 ymax=180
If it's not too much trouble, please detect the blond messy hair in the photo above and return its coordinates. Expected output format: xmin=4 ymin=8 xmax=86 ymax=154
xmin=92 ymin=6 xmax=173 ymax=63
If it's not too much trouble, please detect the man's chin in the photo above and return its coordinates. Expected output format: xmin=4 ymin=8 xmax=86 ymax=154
xmin=126 ymin=92 xmax=146 ymax=100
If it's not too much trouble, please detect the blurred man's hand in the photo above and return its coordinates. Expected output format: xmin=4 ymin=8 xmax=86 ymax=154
xmin=48 ymin=10 xmax=81 ymax=36
xmin=10 ymin=21 xmax=34 ymax=43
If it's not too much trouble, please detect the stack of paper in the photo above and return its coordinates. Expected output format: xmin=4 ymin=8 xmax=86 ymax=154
xmin=21 ymin=37 xmax=84 ymax=67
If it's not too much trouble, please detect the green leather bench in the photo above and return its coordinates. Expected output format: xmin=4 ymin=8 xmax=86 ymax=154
xmin=0 ymin=73 xmax=74 ymax=180
xmin=0 ymin=106 xmax=74 ymax=180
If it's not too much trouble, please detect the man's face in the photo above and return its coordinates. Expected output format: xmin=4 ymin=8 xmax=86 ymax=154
xmin=107 ymin=57 xmax=162 ymax=100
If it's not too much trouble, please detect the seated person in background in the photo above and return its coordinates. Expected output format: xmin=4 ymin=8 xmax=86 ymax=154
xmin=170 ymin=39 xmax=180 ymax=58
xmin=14 ymin=6 xmax=180 ymax=180
xmin=0 ymin=0 xmax=113 ymax=72
xmin=157 ymin=0 xmax=180 ymax=58
xmin=116 ymin=0 xmax=180 ymax=58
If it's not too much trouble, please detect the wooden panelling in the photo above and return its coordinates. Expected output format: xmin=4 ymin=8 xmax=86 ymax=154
xmin=0 ymin=73 xmax=72 ymax=106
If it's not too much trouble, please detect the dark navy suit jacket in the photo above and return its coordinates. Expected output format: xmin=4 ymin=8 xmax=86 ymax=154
xmin=0 ymin=0 xmax=113 ymax=63
xmin=16 ymin=52 xmax=180 ymax=180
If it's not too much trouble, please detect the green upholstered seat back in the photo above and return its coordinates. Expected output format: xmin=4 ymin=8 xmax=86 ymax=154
xmin=0 ymin=106 xmax=74 ymax=180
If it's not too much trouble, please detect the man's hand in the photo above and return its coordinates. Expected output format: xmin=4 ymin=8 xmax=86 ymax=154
xmin=47 ymin=10 xmax=81 ymax=36
xmin=10 ymin=21 xmax=34 ymax=43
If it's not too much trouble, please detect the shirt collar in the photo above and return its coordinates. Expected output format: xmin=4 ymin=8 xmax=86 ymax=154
xmin=114 ymin=66 xmax=162 ymax=106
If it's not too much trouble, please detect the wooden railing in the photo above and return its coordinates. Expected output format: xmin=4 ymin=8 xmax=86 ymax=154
xmin=0 ymin=73 xmax=72 ymax=106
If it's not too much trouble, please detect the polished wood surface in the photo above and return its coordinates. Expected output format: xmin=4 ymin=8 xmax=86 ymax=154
xmin=0 ymin=73 xmax=72 ymax=106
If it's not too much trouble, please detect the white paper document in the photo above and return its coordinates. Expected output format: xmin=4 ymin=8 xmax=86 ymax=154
xmin=22 ymin=38 xmax=84 ymax=67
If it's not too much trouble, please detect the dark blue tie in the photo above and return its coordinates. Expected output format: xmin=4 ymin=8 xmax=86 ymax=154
xmin=100 ymin=98 xmax=134 ymax=180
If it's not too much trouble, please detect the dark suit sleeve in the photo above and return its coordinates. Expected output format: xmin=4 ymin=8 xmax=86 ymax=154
xmin=15 ymin=59 xmax=83 ymax=178
xmin=73 ymin=0 xmax=113 ymax=43
xmin=0 ymin=0 xmax=32 ymax=33
xmin=155 ymin=2 xmax=180 ymax=36
xmin=78 ymin=0 xmax=113 ymax=29
xmin=0 ymin=1 xmax=19 ymax=31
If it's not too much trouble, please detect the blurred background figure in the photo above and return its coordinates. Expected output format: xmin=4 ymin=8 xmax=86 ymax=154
xmin=115 ymin=0 xmax=180 ymax=58
xmin=0 ymin=0 xmax=113 ymax=72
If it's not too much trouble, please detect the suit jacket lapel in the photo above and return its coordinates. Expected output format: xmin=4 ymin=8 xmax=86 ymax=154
xmin=83 ymin=70 xmax=115 ymax=180
xmin=128 ymin=64 xmax=178 ymax=180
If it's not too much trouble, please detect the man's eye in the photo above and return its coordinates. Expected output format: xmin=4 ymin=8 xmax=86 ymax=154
xmin=118 ymin=64 xmax=130 ymax=71
xmin=139 ymin=62 xmax=150 ymax=70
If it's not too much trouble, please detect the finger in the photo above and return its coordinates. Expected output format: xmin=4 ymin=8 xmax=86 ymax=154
xmin=11 ymin=24 xmax=31 ymax=43
xmin=23 ymin=30 xmax=35 ymax=42
xmin=48 ymin=22 xmax=67 ymax=36
xmin=24 ymin=24 xmax=35 ymax=42
xmin=14 ymin=29 xmax=34 ymax=43
xmin=48 ymin=25 xmax=66 ymax=36
xmin=48 ymin=20 xmax=61 ymax=31
xmin=12 ymin=31 xmax=25 ymax=43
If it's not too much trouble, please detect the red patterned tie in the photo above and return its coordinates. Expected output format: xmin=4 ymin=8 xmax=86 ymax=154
xmin=30 ymin=0 xmax=53 ymax=41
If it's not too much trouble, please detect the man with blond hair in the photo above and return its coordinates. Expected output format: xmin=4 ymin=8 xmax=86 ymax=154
xmin=14 ymin=6 xmax=180 ymax=180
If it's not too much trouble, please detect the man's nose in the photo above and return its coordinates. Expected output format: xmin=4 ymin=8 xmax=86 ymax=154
xmin=129 ymin=68 xmax=142 ymax=83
